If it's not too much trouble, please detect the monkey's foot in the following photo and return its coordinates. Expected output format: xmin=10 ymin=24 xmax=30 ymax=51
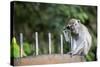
xmin=67 ymin=51 xmax=78 ymax=57
xmin=67 ymin=52 xmax=72 ymax=55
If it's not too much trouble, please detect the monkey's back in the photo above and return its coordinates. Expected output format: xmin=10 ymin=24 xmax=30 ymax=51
xmin=79 ymin=23 xmax=92 ymax=55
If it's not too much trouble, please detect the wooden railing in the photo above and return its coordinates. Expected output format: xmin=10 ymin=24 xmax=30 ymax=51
xmin=19 ymin=32 xmax=64 ymax=57
xmin=11 ymin=32 xmax=85 ymax=66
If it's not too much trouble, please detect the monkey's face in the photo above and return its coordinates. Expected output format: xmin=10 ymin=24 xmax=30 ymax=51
xmin=64 ymin=19 xmax=80 ymax=35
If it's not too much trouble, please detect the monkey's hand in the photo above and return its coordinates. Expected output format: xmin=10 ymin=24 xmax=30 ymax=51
xmin=63 ymin=29 xmax=71 ymax=42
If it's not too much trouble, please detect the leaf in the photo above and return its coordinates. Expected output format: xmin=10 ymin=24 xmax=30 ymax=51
xmin=82 ymin=12 xmax=88 ymax=20
xmin=23 ymin=42 xmax=32 ymax=55
xmin=11 ymin=37 xmax=20 ymax=58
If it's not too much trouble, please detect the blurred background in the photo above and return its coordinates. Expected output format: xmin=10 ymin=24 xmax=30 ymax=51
xmin=11 ymin=1 xmax=97 ymax=61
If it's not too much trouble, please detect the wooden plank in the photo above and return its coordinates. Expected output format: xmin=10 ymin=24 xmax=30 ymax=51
xmin=48 ymin=32 xmax=51 ymax=54
xmin=60 ymin=34 xmax=63 ymax=54
xmin=35 ymin=32 xmax=39 ymax=56
xmin=20 ymin=33 xmax=23 ymax=58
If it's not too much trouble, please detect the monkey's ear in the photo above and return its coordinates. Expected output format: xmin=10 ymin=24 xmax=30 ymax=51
xmin=77 ymin=20 xmax=80 ymax=23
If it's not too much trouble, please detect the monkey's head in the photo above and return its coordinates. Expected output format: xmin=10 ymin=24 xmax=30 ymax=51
xmin=64 ymin=19 xmax=81 ymax=35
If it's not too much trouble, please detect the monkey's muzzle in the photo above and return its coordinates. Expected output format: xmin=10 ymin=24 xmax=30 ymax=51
xmin=63 ymin=25 xmax=75 ymax=33
xmin=66 ymin=26 xmax=70 ymax=29
xmin=63 ymin=25 xmax=71 ymax=30
xmin=66 ymin=25 xmax=73 ymax=30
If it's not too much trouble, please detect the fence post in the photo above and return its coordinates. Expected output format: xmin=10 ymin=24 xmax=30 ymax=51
xmin=60 ymin=34 xmax=63 ymax=54
xmin=48 ymin=32 xmax=51 ymax=54
xmin=35 ymin=32 xmax=39 ymax=56
xmin=20 ymin=33 xmax=23 ymax=58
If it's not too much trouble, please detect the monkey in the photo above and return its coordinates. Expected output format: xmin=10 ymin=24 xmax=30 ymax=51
xmin=63 ymin=18 xmax=92 ymax=57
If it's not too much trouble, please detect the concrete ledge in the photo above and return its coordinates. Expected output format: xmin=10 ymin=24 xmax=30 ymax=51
xmin=13 ymin=54 xmax=85 ymax=66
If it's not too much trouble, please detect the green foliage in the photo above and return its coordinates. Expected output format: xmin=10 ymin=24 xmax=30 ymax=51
xmin=11 ymin=37 xmax=20 ymax=58
xmin=23 ymin=42 xmax=33 ymax=55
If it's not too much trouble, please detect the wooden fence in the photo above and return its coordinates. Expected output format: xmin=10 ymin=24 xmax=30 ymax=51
xmin=19 ymin=32 xmax=64 ymax=57
xmin=12 ymin=32 xmax=85 ymax=66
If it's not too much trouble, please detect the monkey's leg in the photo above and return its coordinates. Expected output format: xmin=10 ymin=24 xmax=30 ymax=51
xmin=72 ymin=41 xmax=85 ymax=56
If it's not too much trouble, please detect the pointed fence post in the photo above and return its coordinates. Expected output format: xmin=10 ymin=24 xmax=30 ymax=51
xmin=60 ymin=34 xmax=63 ymax=54
xmin=20 ymin=33 xmax=23 ymax=58
xmin=48 ymin=32 xmax=51 ymax=54
xmin=35 ymin=32 xmax=39 ymax=56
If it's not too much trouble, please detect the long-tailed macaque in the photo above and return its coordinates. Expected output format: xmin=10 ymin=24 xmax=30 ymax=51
xmin=63 ymin=18 xmax=92 ymax=56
